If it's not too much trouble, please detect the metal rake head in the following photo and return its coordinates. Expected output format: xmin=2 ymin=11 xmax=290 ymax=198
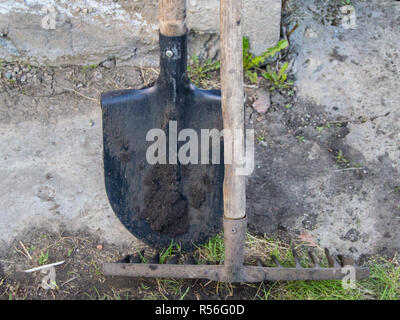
xmin=103 ymin=219 xmax=369 ymax=283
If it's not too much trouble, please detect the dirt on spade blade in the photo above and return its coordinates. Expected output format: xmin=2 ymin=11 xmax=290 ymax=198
xmin=143 ymin=164 xmax=189 ymax=236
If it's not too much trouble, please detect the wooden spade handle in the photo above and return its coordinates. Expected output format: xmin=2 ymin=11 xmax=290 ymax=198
xmin=220 ymin=0 xmax=246 ymax=220
xmin=159 ymin=0 xmax=187 ymax=36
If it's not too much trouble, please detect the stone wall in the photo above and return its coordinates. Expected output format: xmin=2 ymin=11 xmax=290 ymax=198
xmin=0 ymin=0 xmax=281 ymax=67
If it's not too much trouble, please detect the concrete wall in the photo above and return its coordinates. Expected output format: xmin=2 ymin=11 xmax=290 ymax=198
xmin=0 ymin=0 xmax=281 ymax=67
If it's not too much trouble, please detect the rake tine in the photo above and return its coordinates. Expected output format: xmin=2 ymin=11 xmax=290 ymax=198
xmin=117 ymin=255 xmax=130 ymax=263
xmin=308 ymin=250 xmax=321 ymax=268
xmin=324 ymin=248 xmax=341 ymax=268
xmin=338 ymin=255 xmax=355 ymax=267
xmin=129 ymin=250 xmax=145 ymax=264
xmin=128 ymin=255 xmax=140 ymax=264
xmin=166 ymin=253 xmax=181 ymax=265
xmin=271 ymin=255 xmax=283 ymax=268
xmin=291 ymin=246 xmax=303 ymax=268
xmin=148 ymin=252 xmax=160 ymax=264
xmin=183 ymin=254 xmax=196 ymax=265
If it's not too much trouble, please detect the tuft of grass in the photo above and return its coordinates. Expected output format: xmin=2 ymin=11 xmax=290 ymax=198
xmin=266 ymin=256 xmax=400 ymax=300
xmin=271 ymin=279 xmax=365 ymax=300
xmin=159 ymin=242 xmax=181 ymax=264
xmin=136 ymin=249 xmax=147 ymax=263
xmin=156 ymin=278 xmax=189 ymax=300
xmin=361 ymin=257 xmax=400 ymax=300
xmin=85 ymin=287 xmax=122 ymax=300
xmin=90 ymin=260 xmax=102 ymax=277
xmin=196 ymin=233 xmax=225 ymax=264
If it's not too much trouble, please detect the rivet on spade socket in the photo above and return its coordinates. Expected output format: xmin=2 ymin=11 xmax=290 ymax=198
xmin=231 ymin=227 xmax=237 ymax=234
xmin=165 ymin=50 xmax=174 ymax=58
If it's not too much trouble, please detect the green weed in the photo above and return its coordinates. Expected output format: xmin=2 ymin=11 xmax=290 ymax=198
xmin=82 ymin=64 xmax=98 ymax=73
xmin=296 ymin=135 xmax=305 ymax=143
xmin=38 ymin=250 xmax=49 ymax=266
xmin=262 ymin=62 xmax=293 ymax=90
xmin=336 ymin=150 xmax=349 ymax=166
xmin=188 ymin=55 xmax=220 ymax=87
xmin=340 ymin=0 xmax=352 ymax=6
xmin=243 ymin=37 xmax=288 ymax=84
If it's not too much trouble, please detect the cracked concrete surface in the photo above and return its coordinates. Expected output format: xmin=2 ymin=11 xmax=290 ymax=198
xmin=0 ymin=0 xmax=281 ymax=67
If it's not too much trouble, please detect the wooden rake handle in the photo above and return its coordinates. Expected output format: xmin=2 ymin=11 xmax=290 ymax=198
xmin=159 ymin=0 xmax=187 ymax=36
xmin=221 ymin=0 xmax=246 ymax=220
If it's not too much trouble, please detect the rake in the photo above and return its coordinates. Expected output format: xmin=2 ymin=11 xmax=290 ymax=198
xmin=102 ymin=0 xmax=369 ymax=283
